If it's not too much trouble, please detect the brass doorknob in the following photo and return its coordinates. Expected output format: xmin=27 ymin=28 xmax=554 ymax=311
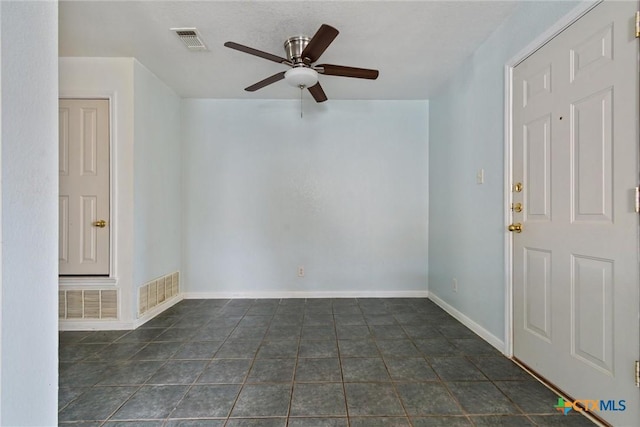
xmin=508 ymin=223 xmax=523 ymax=233
xmin=93 ymin=220 xmax=107 ymax=228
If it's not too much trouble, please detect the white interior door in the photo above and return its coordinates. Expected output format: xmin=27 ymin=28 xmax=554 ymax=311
xmin=59 ymin=99 xmax=110 ymax=275
xmin=512 ymin=2 xmax=639 ymax=425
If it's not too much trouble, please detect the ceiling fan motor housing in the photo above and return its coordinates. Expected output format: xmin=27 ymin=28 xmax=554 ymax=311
xmin=284 ymin=36 xmax=310 ymax=64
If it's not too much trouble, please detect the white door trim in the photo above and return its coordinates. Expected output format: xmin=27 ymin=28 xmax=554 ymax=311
xmin=503 ymin=0 xmax=603 ymax=357
xmin=59 ymin=91 xmax=117 ymax=282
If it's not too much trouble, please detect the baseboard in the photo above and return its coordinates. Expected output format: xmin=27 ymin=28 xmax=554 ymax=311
xmin=134 ymin=293 xmax=184 ymax=328
xmin=58 ymin=320 xmax=136 ymax=331
xmin=183 ymin=290 xmax=429 ymax=299
xmin=428 ymin=292 xmax=506 ymax=354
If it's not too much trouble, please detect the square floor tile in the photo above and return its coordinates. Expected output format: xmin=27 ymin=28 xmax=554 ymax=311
xmin=288 ymin=418 xmax=347 ymax=427
xmin=215 ymin=340 xmax=261 ymax=358
xmin=302 ymin=326 xmax=336 ymax=340
xmin=80 ymin=331 xmax=129 ymax=344
xmin=190 ymin=327 xmax=235 ymax=342
xmin=231 ymin=384 xmax=291 ymax=417
xmin=265 ymin=325 xmax=302 ymax=340
xmin=83 ymin=343 xmax=147 ymax=362
xmin=165 ymin=421 xmax=225 ymax=427
xmin=60 ymin=343 xmax=109 ymax=362
xmin=197 ymin=359 xmax=252 ymax=384
xmin=428 ymin=357 xmax=487 ymax=381
xmin=130 ymin=342 xmax=183 ymax=360
xmin=344 ymin=383 xmax=404 ymax=416
xmin=414 ymin=338 xmax=461 ymax=357
xmin=147 ymin=360 xmax=208 ymax=384
xmin=172 ymin=341 xmax=222 ymax=360
xmin=401 ymin=326 xmax=444 ymax=339
xmin=436 ymin=324 xmax=477 ymax=339
xmin=365 ymin=314 xmax=397 ymax=325
xmin=528 ymin=415 xmax=597 ymax=426
xmin=342 ymin=357 xmax=390 ymax=382
xmin=229 ymin=326 xmax=268 ymax=341
xmin=247 ymin=358 xmax=296 ymax=383
xmin=59 ymin=362 xmax=111 ymax=387
xmin=450 ymin=338 xmax=500 ymax=356
xmin=225 ymin=419 xmax=286 ymax=427
xmin=446 ymin=381 xmax=520 ymax=414
xmin=296 ymin=358 xmax=342 ymax=382
xmin=410 ymin=416 xmax=472 ymax=426
xmin=257 ymin=340 xmax=299 ymax=358
xmin=376 ymin=339 xmax=422 ymax=358
xmin=471 ymin=415 xmax=534 ymax=426
xmin=97 ymin=361 xmax=164 ymax=385
xmin=58 ymin=386 xmax=137 ymax=422
xmin=350 ymin=418 xmax=411 ymax=427
xmin=299 ymin=340 xmax=338 ymax=358
xmin=494 ymin=380 xmax=563 ymax=414
xmin=111 ymin=385 xmax=188 ymax=419
xmin=336 ymin=325 xmax=371 ymax=340
xmin=370 ymin=325 xmax=407 ymax=339
xmin=290 ymin=383 xmax=347 ymax=416
xmin=116 ymin=329 xmax=165 ymax=343
xmin=334 ymin=314 xmax=366 ymax=326
xmin=170 ymin=384 xmax=240 ymax=418
xmin=338 ymin=339 xmax=379 ymax=357
xmin=59 ymin=387 xmax=87 ymax=410
xmin=385 ymin=358 xmax=438 ymax=382
xmin=469 ymin=357 xmax=532 ymax=381
xmin=396 ymin=382 xmax=463 ymax=416
xmin=303 ymin=313 xmax=334 ymax=325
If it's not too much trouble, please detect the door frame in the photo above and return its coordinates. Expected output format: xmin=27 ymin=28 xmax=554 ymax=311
xmin=503 ymin=0 xmax=603 ymax=357
xmin=58 ymin=91 xmax=116 ymax=285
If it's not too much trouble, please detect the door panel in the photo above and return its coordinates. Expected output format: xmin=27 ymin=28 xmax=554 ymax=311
xmin=512 ymin=2 xmax=639 ymax=425
xmin=59 ymin=99 xmax=110 ymax=275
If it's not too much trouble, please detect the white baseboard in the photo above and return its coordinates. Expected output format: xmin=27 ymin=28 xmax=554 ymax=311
xmin=135 ymin=293 xmax=184 ymax=328
xmin=58 ymin=320 xmax=136 ymax=331
xmin=183 ymin=290 xmax=429 ymax=299
xmin=428 ymin=292 xmax=506 ymax=354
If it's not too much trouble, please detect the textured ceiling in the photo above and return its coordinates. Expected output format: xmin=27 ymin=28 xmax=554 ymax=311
xmin=59 ymin=1 xmax=518 ymax=100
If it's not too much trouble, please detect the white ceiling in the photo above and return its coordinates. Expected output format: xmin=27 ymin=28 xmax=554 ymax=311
xmin=59 ymin=1 xmax=518 ymax=100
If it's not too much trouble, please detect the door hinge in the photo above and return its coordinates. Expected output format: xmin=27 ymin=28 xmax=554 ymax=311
xmin=635 ymin=360 xmax=640 ymax=387
xmin=636 ymin=187 xmax=640 ymax=213
xmin=636 ymin=11 xmax=640 ymax=38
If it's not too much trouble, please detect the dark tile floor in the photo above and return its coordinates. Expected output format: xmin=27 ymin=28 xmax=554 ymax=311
xmin=59 ymin=298 xmax=596 ymax=426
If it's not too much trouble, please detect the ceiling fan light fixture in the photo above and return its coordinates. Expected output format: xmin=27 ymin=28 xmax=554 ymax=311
xmin=284 ymin=67 xmax=318 ymax=88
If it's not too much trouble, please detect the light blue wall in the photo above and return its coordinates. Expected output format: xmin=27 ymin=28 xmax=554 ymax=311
xmin=182 ymin=100 xmax=429 ymax=296
xmin=428 ymin=1 xmax=581 ymax=341
xmin=1 ymin=0 xmax=58 ymax=424
xmin=133 ymin=61 xmax=182 ymax=290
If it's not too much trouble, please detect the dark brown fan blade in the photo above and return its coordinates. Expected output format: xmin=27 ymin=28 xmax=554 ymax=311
xmin=308 ymin=82 xmax=328 ymax=103
xmin=245 ymin=71 xmax=286 ymax=92
xmin=301 ymin=24 xmax=339 ymax=63
xmin=224 ymin=41 xmax=290 ymax=64
xmin=317 ymin=64 xmax=379 ymax=80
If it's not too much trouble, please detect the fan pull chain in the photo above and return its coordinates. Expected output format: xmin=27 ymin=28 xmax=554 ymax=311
xmin=300 ymin=86 xmax=303 ymax=118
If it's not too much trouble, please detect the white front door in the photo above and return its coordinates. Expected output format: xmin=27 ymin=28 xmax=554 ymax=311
xmin=59 ymin=99 xmax=110 ymax=275
xmin=512 ymin=2 xmax=639 ymax=425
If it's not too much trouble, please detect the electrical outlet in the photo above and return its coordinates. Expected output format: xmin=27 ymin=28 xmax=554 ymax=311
xmin=476 ymin=168 xmax=485 ymax=184
xmin=452 ymin=278 xmax=458 ymax=293
xmin=298 ymin=266 xmax=305 ymax=277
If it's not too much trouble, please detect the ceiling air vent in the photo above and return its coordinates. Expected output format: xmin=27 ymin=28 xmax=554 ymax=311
xmin=172 ymin=28 xmax=208 ymax=51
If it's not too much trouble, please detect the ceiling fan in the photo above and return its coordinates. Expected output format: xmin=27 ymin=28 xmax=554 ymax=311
xmin=224 ymin=24 xmax=379 ymax=102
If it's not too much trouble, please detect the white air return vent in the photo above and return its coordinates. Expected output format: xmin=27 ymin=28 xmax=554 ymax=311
xmin=172 ymin=28 xmax=208 ymax=51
